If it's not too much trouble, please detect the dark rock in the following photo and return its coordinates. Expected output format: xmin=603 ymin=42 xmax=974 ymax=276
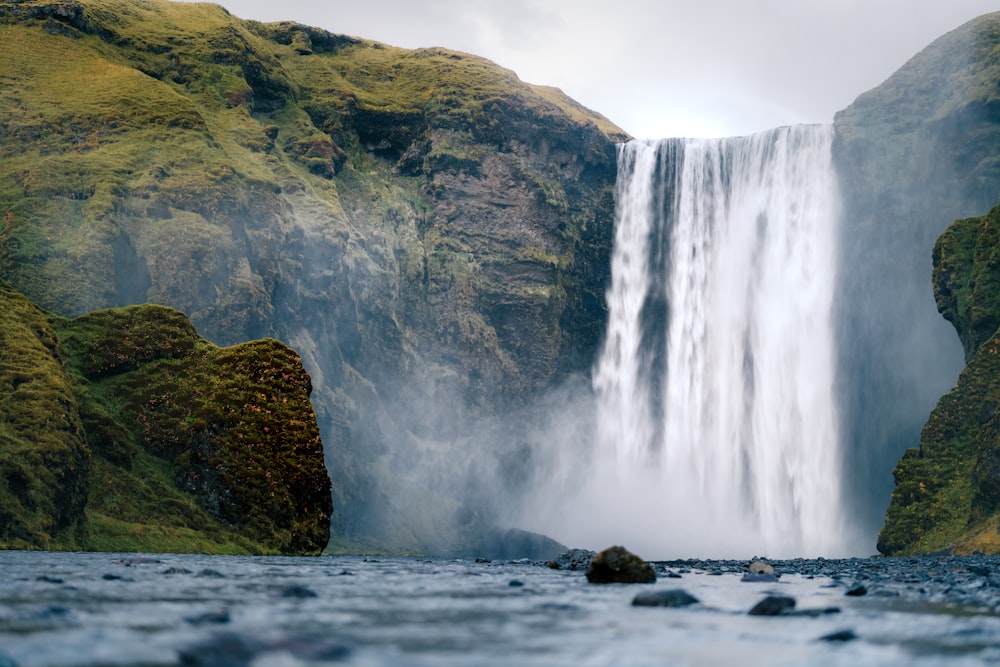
xmin=631 ymin=589 xmax=699 ymax=608
xmin=35 ymin=576 xmax=64 ymax=584
xmin=196 ymin=569 xmax=226 ymax=578
xmin=180 ymin=634 xmax=350 ymax=666
xmin=115 ymin=557 xmax=161 ymax=566
xmin=748 ymin=595 xmax=796 ymax=616
xmin=741 ymin=572 xmax=780 ymax=583
xmin=547 ymin=549 xmax=596 ymax=571
xmin=273 ymin=585 xmax=318 ymax=599
xmin=101 ymin=573 xmax=130 ymax=581
xmin=845 ymin=583 xmax=868 ymax=596
xmin=162 ymin=567 xmax=193 ymax=575
xmin=586 ymin=546 xmax=656 ymax=584
xmin=185 ymin=607 xmax=231 ymax=625
xmin=508 ymin=579 xmax=525 ymax=587
xmin=820 ymin=629 xmax=858 ymax=642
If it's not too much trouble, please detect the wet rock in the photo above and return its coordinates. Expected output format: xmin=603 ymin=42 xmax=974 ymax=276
xmin=185 ymin=607 xmax=231 ymax=625
xmin=102 ymin=573 xmax=131 ymax=581
xmin=632 ymin=589 xmax=699 ymax=608
xmin=35 ymin=575 xmax=63 ymax=584
xmin=162 ymin=567 xmax=193 ymax=575
xmin=586 ymin=546 xmax=656 ymax=584
xmin=819 ymin=629 xmax=858 ymax=642
xmin=509 ymin=580 xmax=525 ymax=587
xmin=748 ymin=595 xmax=796 ymax=616
xmin=845 ymin=583 xmax=868 ymax=596
xmin=114 ymin=557 xmax=161 ymax=566
xmin=196 ymin=569 xmax=226 ymax=578
xmin=272 ymin=584 xmax=318 ymax=598
xmin=741 ymin=572 xmax=779 ymax=583
xmin=547 ymin=549 xmax=596 ymax=571
xmin=179 ymin=634 xmax=350 ymax=666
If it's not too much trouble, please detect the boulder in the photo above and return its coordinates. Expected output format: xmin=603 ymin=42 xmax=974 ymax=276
xmin=585 ymin=546 xmax=656 ymax=584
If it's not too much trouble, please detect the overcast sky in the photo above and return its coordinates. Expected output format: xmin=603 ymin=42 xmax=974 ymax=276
xmin=208 ymin=1 xmax=999 ymax=139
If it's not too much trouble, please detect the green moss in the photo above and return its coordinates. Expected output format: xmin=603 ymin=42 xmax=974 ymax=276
xmin=880 ymin=204 xmax=1000 ymax=555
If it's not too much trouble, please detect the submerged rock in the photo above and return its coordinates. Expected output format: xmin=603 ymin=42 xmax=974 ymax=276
xmin=631 ymin=589 xmax=699 ymax=608
xmin=748 ymin=595 xmax=796 ymax=616
xmin=585 ymin=546 xmax=656 ymax=584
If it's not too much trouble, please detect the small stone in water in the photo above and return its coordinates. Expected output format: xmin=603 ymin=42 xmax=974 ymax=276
xmin=748 ymin=595 xmax=796 ymax=616
xmin=632 ymin=589 xmax=699 ymax=608
xmin=741 ymin=572 xmax=779 ymax=583
xmin=185 ymin=607 xmax=231 ymax=625
xmin=196 ymin=569 xmax=226 ymax=578
xmin=820 ymin=629 xmax=858 ymax=642
xmin=509 ymin=580 xmax=525 ymax=587
xmin=162 ymin=567 xmax=193 ymax=576
xmin=845 ymin=583 xmax=868 ymax=596
xmin=273 ymin=584 xmax=318 ymax=599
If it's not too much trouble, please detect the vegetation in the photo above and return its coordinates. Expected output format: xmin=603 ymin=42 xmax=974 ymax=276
xmin=0 ymin=282 xmax=332 ymax=555
xmin=0 ymin=0 xmax=627 ymax=553
xmin=880 ymin=205 xmax=1000 ymax=555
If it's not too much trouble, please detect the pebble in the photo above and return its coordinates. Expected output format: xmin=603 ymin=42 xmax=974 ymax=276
xmin=845 ymin=583 xmax=867 ymax=596
xmin=748 ymin=595 xmax=796 ymax=616
xmin=273 ymin=584 xmax=318 ymax=599
xmin=632 ymin=589 xmax=699 ymax=608
xmin=819 ymin=629 xmax=858 ymax=642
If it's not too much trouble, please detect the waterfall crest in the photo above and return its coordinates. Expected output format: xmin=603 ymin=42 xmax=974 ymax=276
xmin=589 ymin=126 xmax=849 ymax=557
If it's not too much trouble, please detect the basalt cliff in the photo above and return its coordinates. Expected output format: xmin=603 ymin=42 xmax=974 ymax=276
xmin=0 ymin=0 xmax=625 ymax=554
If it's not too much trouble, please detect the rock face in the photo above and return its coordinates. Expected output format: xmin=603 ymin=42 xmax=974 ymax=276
xmin=833 ymin=10 xmax=1000 ymax=538
xmin=0 ymin=0 xmax=626 ymax=554
xmin=879 ymin=205 xmax=1000 ymax=555
xmin=585 ymin=546 xmax=656 ymax=584
xmin=0 ymin=281 xmax=332 ymax=554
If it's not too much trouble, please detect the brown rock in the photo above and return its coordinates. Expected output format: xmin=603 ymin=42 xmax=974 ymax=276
xmin=585 ymin=546 xmax=656 ymax=584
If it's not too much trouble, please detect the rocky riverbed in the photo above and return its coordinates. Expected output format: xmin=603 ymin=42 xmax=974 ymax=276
xmin=2 ymin=551 xmax=1000 ymax=666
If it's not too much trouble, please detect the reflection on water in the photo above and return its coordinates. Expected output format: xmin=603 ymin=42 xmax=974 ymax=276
xmin=1 ymin=552 xmax=999 ymax=666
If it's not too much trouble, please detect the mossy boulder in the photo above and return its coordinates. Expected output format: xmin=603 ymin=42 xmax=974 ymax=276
xmin=0 ymin=280 xmax=332 ymax=555
xmin=585 ymin=546 xmax=656 ymax=584
xmin=879 ymin=204 xmax=1000 ymax=555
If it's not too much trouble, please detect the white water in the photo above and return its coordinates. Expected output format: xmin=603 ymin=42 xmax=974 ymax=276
xmin=533 ymin=126 xmax=857 ymax=558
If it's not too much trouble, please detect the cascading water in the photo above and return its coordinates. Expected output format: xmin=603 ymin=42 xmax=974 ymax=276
xmin=583 ymin=125 xmax=852 ymax=558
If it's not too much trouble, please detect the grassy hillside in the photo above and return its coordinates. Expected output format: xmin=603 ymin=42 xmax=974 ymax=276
xmin=0 ymin=0 xmax=628 ymax=554
xmin=0 ymin=280 xmax=332 ymax=554
xmin=879 ymin=204 xmax=1000 ymax=555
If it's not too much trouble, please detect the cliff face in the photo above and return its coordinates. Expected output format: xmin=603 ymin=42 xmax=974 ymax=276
xmin=832 ymin=11 xmax=1000 ymax=540
xmin=0 ymin=0 xmax=626 ymax=553
xmin=879 ymin=205 xmax=1000 ymax=555
xmin=0 ymin=282 xmax=331 ymax=554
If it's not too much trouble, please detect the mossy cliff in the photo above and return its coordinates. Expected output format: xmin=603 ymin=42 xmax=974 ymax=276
xmin=879 ymin=205 xmax=1000 ymax=555
xmin=833 ymin=11 xmax=1000 ymax=539
xmin=0 ymin=280 xmax=331 ymax=554
xmin=0 ymin=0 xmax=626 ymax=553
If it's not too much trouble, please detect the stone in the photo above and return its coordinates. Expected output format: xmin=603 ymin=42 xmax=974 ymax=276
xmin=547 ymin=549 xmax=596 ymax=571
xmin=741 ymin=572 xmax=779 ymax=583
xmin=748 ymin=560 xmax=775 ymax=574
xmin=585 ymin=546 xmax=656 ymax=584
xmin=819 ymin=629 xmax=858 ymax=642
xmin=748 ymin=595 xmax=796 ymax=616
xmin=631 ymin=589 xmax=699 ymax=608
xmin=845 ymin=583 xmax=868 ymax=596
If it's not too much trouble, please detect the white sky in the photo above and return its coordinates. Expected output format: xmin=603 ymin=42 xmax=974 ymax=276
xmin=206 ymin=0 xmax=999 ymax=139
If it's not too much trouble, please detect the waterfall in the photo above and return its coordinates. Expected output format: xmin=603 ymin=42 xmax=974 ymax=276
xmin=590 ymin=126 xmax=849 ymax=558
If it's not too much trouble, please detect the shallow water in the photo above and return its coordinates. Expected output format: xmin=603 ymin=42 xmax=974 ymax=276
xmin=2 ymin=552 xmax=1000 ymax=666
